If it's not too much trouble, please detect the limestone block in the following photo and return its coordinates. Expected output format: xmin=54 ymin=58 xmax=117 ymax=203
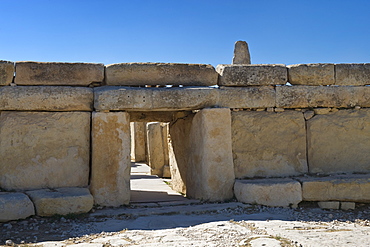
xmin=187 ymin=108 xmax=235 ymax=201
xmin=0 ymin=112 xmax=90 ymax=190
xmin=15 ymin=62 xmax=104 ymax=86
xmin=0 ymin=86 xmax=93 ymax=111
xmin=146 ymin=122 xmax=169 ymax=177
xmin=129 ymin=111 xmax=176 ymax=122
xmin=318 ymin=201 xmax=340 ymax=210
xmin=336 ymin=63 xmax=370 ymax=86
xmin=232 ymin=41 xmax=251 ymax=64
xmin=232 ymin=111 xmax=307 ymax=178
xmin=0 ymin=60 xmax=14 ymax=86
xmin=105 ymin=63 xmax=218 ymax=86
xmin=168 ymin=114 xmax=194 ymax=194
xmin=288 ymin=63 xmax=334 ymax=85
xmin=131 ymin=122 xmax=147 ymax=162
xmin=0 ymin=192 xmax=35 ymax=222
xmin=341 ymin=202 xmax=355 ymax=210
xmin=307 ymin=109 xmax=370 ymax=174
xmin=90 ymin=112 xmax=131 ymax=207
xmin=217 ymin=86 xmax=276 ymax=109
xmin=26 ymin=187 xmax=93 ymax=216
xmin=234 ymin=178 xmax=302 ymax=207
xmin=276 ymin=85 xmax=370 ymax=108
xmin=299 ymin=175 xmax=370 ymax=202
xmin=94 ymin=86 xmax=218 ymax=111
xmin=216 ymin=64 xmax=287 ymax=86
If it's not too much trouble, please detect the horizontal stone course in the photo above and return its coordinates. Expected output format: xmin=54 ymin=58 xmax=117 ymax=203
xmin=105 ymin=63 xmax=218 ymax=86
xmin=336 ymin=63 xmax=370 ymax=86
xmin=0 ymin=60 xmax=14 ymax=86
xmin=299 ymin=175 xmax=370 ymax=202
xmin=234 ymin=178 xmax=302 ymax=207
xmin=216 ymin=64 xmax=287 ymax=86
xmin=0 ymin=86 xmax=93 ymax=111
xmin=288 ymin=63 xmax=334 ymax=85
xmin=15 ymin=61 xmax=104 ymax=86
xmin=276 ymin=85 xmax=370 ymax=108
xmin=0 ymin=192 xmax=35 ymax=222
xmin=26 ymin=187 xmax=93 ymax=216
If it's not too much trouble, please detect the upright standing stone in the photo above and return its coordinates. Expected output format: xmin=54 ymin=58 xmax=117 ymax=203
xmin=187 ymin=108 xmax=235 ymax=201
xmin=132 ymin=122 xmax=147 ymax=162
xmin=90 ymin=112 xmax=131 ymax=207
xmin=232 ymin=41 xmax=251 ymax=64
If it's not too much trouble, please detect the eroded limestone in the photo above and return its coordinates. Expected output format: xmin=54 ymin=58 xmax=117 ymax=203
xmin=288 ymin=63 xmax=334 ymax=85
xmin=336 ymin=63 xmax=370 ymax=86
xmin=0 ymin=192 xmax=35 ymax=222
xmin=0 ymin=60 xmax=14 ymax=86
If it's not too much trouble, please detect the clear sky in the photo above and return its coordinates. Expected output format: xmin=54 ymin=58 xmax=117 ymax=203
xmin=1 ymin=0 xmax=369 ymax=67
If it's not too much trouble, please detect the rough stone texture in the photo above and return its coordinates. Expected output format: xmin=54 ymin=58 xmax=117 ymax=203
xmin=168 ymin=114 xmax=194 ymax=195
xmin=94 ymin=86 xmax=218 ymax=111
xmin=90 ymin=112 xmax=131 ymax=207
xmin=299 ymin=175 xmax=370 ymax=202
xmin=0 ymin=60 xmax=14 ymax=86
xmin=216 ymin=64 xmax=287 ymax=86
xmin=287 ymin=63 xmax=335 ymax=85
xmin=234 ymin=178 xmax=302 ymax=207
xmin=26 ymin=187 xmax=93 ymax=216
xmin=129 ymin=111 xmax=176 ymax=122
xmin=307 ymin=109 xmax=370 ymax=174
xmin=15 ymin=62 xmax=104 ymax=86
xmin=232 ymin=41 xmax=251 ymax=64
xmin=341 ymin=202 xmax=356 ymax=210
xmin=232 ymin=111 xmax=307 ymax=178
xmin=105 ymin=63 xmax=218 ymax=86
xmin=0 ymin=86 xmax=93 ymax=111
xmin=276 ymin=85 xmax=370 ymax=108
xmin=187 ymin=108 xmax=235 ymax=201
xmin=336 ymin=63 xmax=370 ymax=86
xmin=318 ymin=201 xmax=340 ymax=210
xmin=0 ymin=192 xmax=35 ymax=222
xmin=217 ymin=86 xmax=276 ymax=109
xmin=0 ymin=112 xmax=90 ymax=190
xmin=130 ymin=122 xmax=147 ymax=162
xmin=146 ymin=122 xmax=169 ymax=177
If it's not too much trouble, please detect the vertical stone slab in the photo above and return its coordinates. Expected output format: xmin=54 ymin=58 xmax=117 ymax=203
xmin=187 ymin=108 xmax=235 ymax=201
xmin=232 ymin=41 xmax=251 ymax=64
xmin=90 ymin=112 xmax=131 ymax=207
xmin=146 ymin=122 xmax=169 ymax=177
xmin=133 ymin=122 xmax=147 ymax=162
xmin=0 ymin=60 xmax=14 ymax=86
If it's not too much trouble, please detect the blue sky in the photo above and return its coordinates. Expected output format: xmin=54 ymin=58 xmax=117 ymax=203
xmin=1 ymin=0 xmax=369 ymax=66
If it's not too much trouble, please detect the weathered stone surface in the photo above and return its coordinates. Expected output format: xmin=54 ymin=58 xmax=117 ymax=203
xmin=307 ymin=109 xmax=370 ymax=174
xmin=232 ymin=111 xmax=307 ymax=178
xmin=130 ymin=122 xmax=147 ymax=162
xmin=129 ymin=111 xmax=177 ymax=122
xmin=26 ymin=187 xmax=93 ymax=216
xmin=299 ymin=175 xmax=370 ymax=202
xmin=90 ymin=112 xmax=131 ymax=207
xmin=288 ymin=63 xmax=334 ymax=85
xmin=0 ymin=86 xmax=93 ymax=111
xmin=15 ymin=62 xmax=104 ymax=86
xmin=216 ymin=64 xmax=287 ymax=86
xmin=94 ymin=86 xmax=218 ymax=111
xmin=217 ymin=86 xmax=276 ymax=109
xmin=187 ymin=108 xmax=235 ymax=201
xmin=0 ymin=60 xmax=14 ymax=86
xmin=105 ymin=63 xmax=218 ymax=86
xmin=0 ymin=112 xmax=90 ymax=190
xmin=318 ymin=201 xmax=340 ymax=209
xmin=234 ymin=178 xmax=302 ymax=207
xmin=0 ymin=192 xmax=35 ymax=222
xmin=336 ymin=63 xmax=370 ymax=86
xmin=168 ymin=114 xmax=194 ymax=194
xmin=276 ymin=86 xmax=370 ymax=108
xmin=341 ymin=202 xmax=356 ymax=210
xmin=232 ymin=41 xmax=251 ymax=64
xmin=146 ymin=122 xmax=169 ymax=177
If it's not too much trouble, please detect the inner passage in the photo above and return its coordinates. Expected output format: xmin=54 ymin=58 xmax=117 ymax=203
xmin=129 ymin=122 xmax=187 ymax=203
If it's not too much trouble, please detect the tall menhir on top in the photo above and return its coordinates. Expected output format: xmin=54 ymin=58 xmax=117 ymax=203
xmin=232 ymin=41 xmax=251 ymax=64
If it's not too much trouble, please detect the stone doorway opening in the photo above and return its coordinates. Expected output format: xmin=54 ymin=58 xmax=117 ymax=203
xmin=129 ymin=121 xmax=188 ymax=204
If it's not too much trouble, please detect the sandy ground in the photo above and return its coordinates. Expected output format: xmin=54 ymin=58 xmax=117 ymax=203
xmin=1 ymin=201 xmax=370 ymax=247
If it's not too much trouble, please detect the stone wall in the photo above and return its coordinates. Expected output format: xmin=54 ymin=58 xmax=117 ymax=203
xmin=0 ymin=60 xmax=369 ymax=221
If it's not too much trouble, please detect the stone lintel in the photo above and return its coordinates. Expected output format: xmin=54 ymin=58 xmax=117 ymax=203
xmin=15 ymin=61 xmax=104 ymax=86
xmin=105 ymin=63 xmax=218 ymax=86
